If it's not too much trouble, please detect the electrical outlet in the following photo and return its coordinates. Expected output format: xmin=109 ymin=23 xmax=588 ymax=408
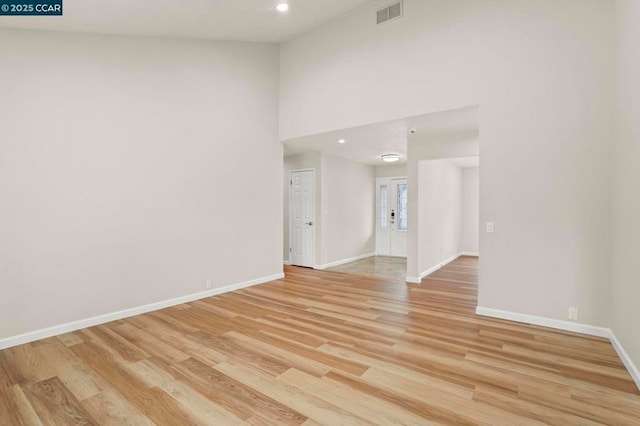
xmin=206 ymin=279 xmax=212 ymax=289
xmin=568 ymin=307 xmax=578 ymax=321
xmin=486 ymin=222 xmax=494 ymax=233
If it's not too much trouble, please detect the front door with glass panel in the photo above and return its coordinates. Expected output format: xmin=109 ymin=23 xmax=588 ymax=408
xmin=376 ymin=178 xmax=408 ymax=257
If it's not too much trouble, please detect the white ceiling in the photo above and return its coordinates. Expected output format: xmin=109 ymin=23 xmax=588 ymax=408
xmin=0 ymin=0 xmax=381 ymax=43
xmin=450 ymin=157 xmax=480 ymax=169
xmin=283 ymin=119 xmax=409 ymax=165
xmin=283 ymin=105 xmax=479 ymax=166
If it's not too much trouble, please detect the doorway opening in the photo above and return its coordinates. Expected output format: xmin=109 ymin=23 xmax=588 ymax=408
xmin=281 ymin=104 xmax=479 ymax=285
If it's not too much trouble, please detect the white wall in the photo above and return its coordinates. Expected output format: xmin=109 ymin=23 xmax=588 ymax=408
xmin=417 ymin=160 xmax=462 ymax=276
xmin=283 ymin=152 xmax=322 ymax=263
xmin=280 ymin=0 xmax=614 ymax=327
xmin=461 ymin=168 xmax=479 ymax=254
xmin=612 ymin=0 xmax=640 ymax=374
xmin=0 ymin=29 xmax=281 ymax=340
xmin=320 ymin=154 xmax=375 ymax=266
xmin=375 ymin=163 xmax=407 ymax=178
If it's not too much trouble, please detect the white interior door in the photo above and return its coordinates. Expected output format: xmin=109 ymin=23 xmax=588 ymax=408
xmin=376 ymin=177 xmax=407 ymax=257
xmin=290 ymin=170 xmax=315 ymax=267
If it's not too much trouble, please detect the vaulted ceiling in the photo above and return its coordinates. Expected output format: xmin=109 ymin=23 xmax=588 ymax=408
xmin=0 ymin=0 xmax=381 ymax=43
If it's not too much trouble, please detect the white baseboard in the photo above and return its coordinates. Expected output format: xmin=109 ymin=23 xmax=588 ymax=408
xmin=283 ymin=260 xmax=292 ymax=266
xmin=475 ymin=306 xmax=610 ymax=337
xmin=476 ymin=306 xmax=640 ymax=391
xmin=609 ymin=331 xmax=640 ymax=391
xmin=314 ymin=252 xmax=376 ymax=270
xmin=406 ymin=264 xmax=439 ymax=283
xmin=406 ymin=252 xmax=462 ymax=283
xmin=460 ymin=251 xmax=479 ymax=257
xmin=0 ymin=272 xmax=284 ymax=351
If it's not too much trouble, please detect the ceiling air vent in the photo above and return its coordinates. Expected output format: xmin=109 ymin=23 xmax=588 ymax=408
xmin=377 ymin=1 xmax=403 ymax=25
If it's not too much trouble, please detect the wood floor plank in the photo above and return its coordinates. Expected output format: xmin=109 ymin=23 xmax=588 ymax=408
xmin=126 ymin=315 xmax=229 ymax=366
xmin=473 ymin=384 xmax=604 ymax=426
xmin=360 ymin=367 xmax=549 ymax=425
xmin=278 ymin=367 xmax=442 ymax=426
xmin=22 ymin=377 xmax=98 ymax=425
xmin=320 ymin=341 xmax=475 ymax=397
xmin=6 ymin=384 xmax=44 ymax=426
xmin=108 ymin=323 xmax=189 ymax=365
xmin=81 ymin=390 xmax=154 ymax=426
xmin=1 ymin=256 xmax=639 ymax=424
xmin=56 ymin=332 xmax=84 ymax=348
xmin=189 ymin=330 xmax=293 ymax=377
xmin=518 ymin=384 xmax=640 ymax=425
xmin=223 ymin=330 xmax=330 ymax=378
xmin=235 ymin=327 xmax=370 ymax=376
xmin=0 ymin=352 xmax=15 ymax=388
xmin=0 ymin=384 xmax=35 ymax=426
xmin=70 ymin=341 xmax=196 ymax=425
xmin=34 ymin=339 xmax=105 ymax=402
xmin=1 ymin=344 xmax=55 ymax=385
xmin=123 ymin=358 xmax=244 ymax=425
xmin=83 ymin=326 xmax=149 ymax=363
xmin=214 ymin=361 xmax=372 ymax=426
xmin=171 ymin=357 xmax=307 ymax=425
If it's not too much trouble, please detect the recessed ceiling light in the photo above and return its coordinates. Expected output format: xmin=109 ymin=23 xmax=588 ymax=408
xmin=338 ymin=139 xmax=346 ymax=144
xmin=381 ymin=154 xmax=401 ymax=163
xmin=276 ymin=2 xmax=289 ymax=12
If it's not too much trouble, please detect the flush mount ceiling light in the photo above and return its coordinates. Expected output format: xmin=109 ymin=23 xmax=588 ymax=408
xmin=381 ymin=154 xmax=401 ymax=163
xmin=338 ymin=139 xmax=346 ymax=144
xmin=276 ymin=2 xmax=289 ymax=12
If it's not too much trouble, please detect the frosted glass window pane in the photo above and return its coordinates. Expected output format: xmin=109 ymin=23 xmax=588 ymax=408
xmin=380 ymin=185 xmax=388 ymax=231
xmin=397 ymin=183 xmax=407 ymax=231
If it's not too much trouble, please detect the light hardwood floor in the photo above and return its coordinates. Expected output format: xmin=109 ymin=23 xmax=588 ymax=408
xmin=1 ymin=256 xmax=639 ymax=425
xmin=326 ymin=255 xmax=407 ymax=281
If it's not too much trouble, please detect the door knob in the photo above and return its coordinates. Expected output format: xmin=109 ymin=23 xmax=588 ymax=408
xmin=305 ymin=222 xmax=313 ymax=226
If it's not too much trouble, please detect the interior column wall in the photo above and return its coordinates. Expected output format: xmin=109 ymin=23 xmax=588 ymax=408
xmin=319 ymin=153 xmax=376 ymax=266
xmin=611 ymin=0 xmax=640 ymax=377
xmin=417 ymin=160 xmax=463 ymax=276
xmin=461 ymin=168 xmax=480 ymax=254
